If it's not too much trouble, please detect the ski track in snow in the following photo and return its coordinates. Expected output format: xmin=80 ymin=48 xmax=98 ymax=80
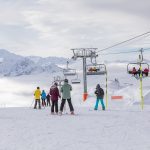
xmin=0 ymin=107 xmax=150 ymax=150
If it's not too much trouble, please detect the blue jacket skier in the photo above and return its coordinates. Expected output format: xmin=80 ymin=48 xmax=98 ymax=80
xmin=94 ymin=84 xmax=105 ymax=110
xmin=41 ymin=90 xmax=47 ymax=107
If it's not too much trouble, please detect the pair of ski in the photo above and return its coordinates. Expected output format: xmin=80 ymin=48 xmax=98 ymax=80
xmin=50 ymin=112 xmax=76 ymax=116
xmin=59 ymin=112 xmax=76 ymax=116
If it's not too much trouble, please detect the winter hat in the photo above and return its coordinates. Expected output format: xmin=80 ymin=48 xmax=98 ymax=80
xmin=54 ymin=82 xmax=58 ymax=86
xmin=64 ymin=79 xmax=68 ymax=83
xmin=96 ymin=84 xmax=100 ymax=89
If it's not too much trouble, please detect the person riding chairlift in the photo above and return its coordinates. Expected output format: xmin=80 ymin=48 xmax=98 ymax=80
xmin=137 ymin=68 xmax=143 ymax=77
xmin=88 ymin=67 xmax=98 ymax=72
xmin=143 ymin=68 xmax=149 ymax=77
xmin=88 ymin=67 xmax=93 ymax=72
xmin=132 ymin=67 xmax=137 ymax=76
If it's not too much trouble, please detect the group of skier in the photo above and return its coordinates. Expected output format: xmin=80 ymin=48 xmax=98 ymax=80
xmin=34 ymin=88 xmax=50 ymax=109
xmin=33 ymin=79 xmax=105 ymax=115
xmin=34 ymin=79 xmax=75 ymax=115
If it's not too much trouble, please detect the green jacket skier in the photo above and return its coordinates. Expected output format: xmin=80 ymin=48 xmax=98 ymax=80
xmin=61 ymin=81 xmax=72 ymax=99
xmin=59 ymin=79 xmax=74 ymax=115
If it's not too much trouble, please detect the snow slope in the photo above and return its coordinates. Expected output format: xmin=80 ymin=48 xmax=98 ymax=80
xmin=0 ymin=107 xmax=150 ymax=150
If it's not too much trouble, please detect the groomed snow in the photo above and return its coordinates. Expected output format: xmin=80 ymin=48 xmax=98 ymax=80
xmin=0 ymin=107 xmax=150 ymax=150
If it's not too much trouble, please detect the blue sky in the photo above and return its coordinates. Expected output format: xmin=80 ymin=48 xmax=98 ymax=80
xmin=0 ymin=0 xmax=150 ymax=60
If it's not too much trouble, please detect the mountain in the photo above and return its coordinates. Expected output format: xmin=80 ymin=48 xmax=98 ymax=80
xmin=0 ymin=49 xmax=68 ymax=76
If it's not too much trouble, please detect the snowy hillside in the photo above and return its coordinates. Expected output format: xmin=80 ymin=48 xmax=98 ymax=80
xmin=0 ymin=49 xmax=69 ymax=76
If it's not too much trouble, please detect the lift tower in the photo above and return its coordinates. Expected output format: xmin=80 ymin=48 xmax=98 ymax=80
xmin=71 ymin=48 xmax=98 ymax=101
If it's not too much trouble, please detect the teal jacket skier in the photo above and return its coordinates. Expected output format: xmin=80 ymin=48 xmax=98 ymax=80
xmin=61 ymin=81 xmax=72 ymax=99
xmin=59 ymin=79 xmax=74 ymax=115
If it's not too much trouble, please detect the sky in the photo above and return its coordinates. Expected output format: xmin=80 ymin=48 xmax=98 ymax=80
xmin=0 ymin=0 xmax=150 ymax=60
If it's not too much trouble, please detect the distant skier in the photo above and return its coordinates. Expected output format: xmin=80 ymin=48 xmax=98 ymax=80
xmin=50 ymin=82 xmax=60 ymax=114
xmin=94 ymin=84 xmax=105 ymax=111
xmin=34 ymin=87 xmax=41 ymax=109
xmin=41 ymin=90 xmax=47 ymax=107
xmin=46 ymin=94 xmax=51 ymax=107
xmin=59 ymin=79 xmax=74 ymax=115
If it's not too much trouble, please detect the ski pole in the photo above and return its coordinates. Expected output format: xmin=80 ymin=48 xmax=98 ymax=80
xmin=30 ymin=99 xmax=35 ymax=108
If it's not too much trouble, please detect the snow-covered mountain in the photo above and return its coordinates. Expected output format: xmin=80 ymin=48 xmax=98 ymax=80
xmin=0 ymin=49 xmax=68 ymax=76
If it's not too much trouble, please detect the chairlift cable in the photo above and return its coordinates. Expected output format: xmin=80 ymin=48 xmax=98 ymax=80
xmin=96 ymin=31 xmax=150 ymax=54
xmin=100 ymin=48 xmax=150 ymax=56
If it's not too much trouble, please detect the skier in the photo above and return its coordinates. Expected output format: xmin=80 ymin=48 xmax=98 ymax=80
xmin=94 ymin=84 xmax=105 ymax=111
xmin=50 ymin=82 xmax=60 ymax=114
xmin=46 ymin=94 xmax=51 ymax=107
xmin=34 ymin=87 xmax=41 ymax=109
xmin=41 ymin=90 xmax=47 ymax=107
xmin=59 ymin=79 xmax=74 ymax=115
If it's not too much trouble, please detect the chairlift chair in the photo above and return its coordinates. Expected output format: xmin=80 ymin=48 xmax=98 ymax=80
xmin=71 ymin=74 xmax=81 ymax=84
xmin=63 ymin=61 xmax=77 ymax=76
xmin=86 ymin=64 xmax=107 ymax=75
xmin=63 ymin=68 xmax=76 ymax=76
xmin=127 ymin=62 xmax=149 ymax=78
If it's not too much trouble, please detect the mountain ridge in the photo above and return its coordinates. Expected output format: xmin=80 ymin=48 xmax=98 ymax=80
xmin=0 ymin=49 xmax=68 ymax=76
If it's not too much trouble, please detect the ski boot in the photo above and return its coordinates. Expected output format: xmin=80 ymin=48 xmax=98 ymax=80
xmin=71 ymin=111 xmax=75 ymax=115
xmin=102 ymin=107 xmax=105 ymax=111
xmin=59 ymin=111 xmax=62 ymax=116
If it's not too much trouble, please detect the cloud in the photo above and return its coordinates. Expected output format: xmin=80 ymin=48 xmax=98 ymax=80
xmin=0 ymin=0 xmax=150 ymax=59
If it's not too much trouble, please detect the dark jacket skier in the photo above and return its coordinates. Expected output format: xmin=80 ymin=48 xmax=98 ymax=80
xmin=46 ymin=94 xmax=51 ymax=106
xmin=94 ymin=84 xmax=105 ymax=110
xmin=49 ymin=82 xmax=60 ymax=114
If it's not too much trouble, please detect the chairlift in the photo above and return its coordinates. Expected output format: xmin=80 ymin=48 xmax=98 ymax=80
xmin=86 ymin=64 xmax=107 ymax=75
xmin=127 ymin=62 xmax=149 ymax=78
xmin=63 ymin=61 xmax=76 ymax=76
xmin=71 ymin=74 xmax=81 ymax=84
xmin=53 ymin=76 xmax=64 ymax=86
xmin=63 ymin=69 xmax=76 ymax=76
